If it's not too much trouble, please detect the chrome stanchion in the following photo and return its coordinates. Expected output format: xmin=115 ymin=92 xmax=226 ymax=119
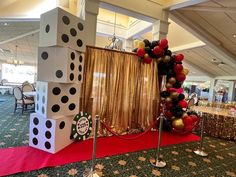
xmin=193 ymin=112 xmax=208 ymax=157
xmin=151 ymin=113 xmax=166 ymax=168
xmin=83 ymin=115 xmax=100 ymax=177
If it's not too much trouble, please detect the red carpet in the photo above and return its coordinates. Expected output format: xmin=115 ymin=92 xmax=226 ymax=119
xmin=0 ymin=131 xmax=199 ymax=176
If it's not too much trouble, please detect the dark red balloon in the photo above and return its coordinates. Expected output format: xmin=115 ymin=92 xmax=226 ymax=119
xmin=178 ymin=100 xmax=188 ymax=108
xmin=165 ymin=111 xmax=173 ymax=118
xmin=143 ymin=57 xmax=152 ymax=64
xmin=166 ymin=102 xmax=173 ymax=109
xmin=153 ymin=46 xmax=163 ymax=55
xmin=174 ymin=64 xmax=183 ymax=73
xmin=175 ymin=54 xmax=184 ymax=62
xmin=159 ymin=39 xmax=168 ymax=49
xmin=176 ymin=73 xmax=186 ymax=82
xmin=137 ymin=48 xmax=146 ymax=57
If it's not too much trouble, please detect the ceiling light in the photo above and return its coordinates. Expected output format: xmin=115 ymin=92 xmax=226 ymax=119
xmin=3 ymin=22 xmax=8 ymax=26
xmin=233 ymin=34 xmax=236 ymax=38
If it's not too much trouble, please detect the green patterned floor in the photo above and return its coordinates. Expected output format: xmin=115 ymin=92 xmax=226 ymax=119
xmin=0 ymin=95 xmax=236 ymax=177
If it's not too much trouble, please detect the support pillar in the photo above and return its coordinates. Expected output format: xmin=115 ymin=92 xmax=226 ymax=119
xmin=228 ymin=81 xmax=236 ymax=102
xmin=124 ymin=38 xmax=133 ymax=52
xmin=77 ymin=0 xmax=99 ymax=46
xmin=208 ymin=79 xmax=217 ymax=102
xmin=152 ymin=11 xmax=169 ymax=40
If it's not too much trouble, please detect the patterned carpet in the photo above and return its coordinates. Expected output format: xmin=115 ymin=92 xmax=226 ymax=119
xmin=0 ymin=95 xmax=236 ymax=177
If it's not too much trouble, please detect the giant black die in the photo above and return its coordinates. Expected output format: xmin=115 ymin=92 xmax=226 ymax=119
xmin=37 ymin=47 xmax=84 ymax=83
xmin=39 ymin=7 xmax=86 ymax=52
xmin=29 ymin=113 xmax=73 ymax=153
xmin=35 ymin=81 xmax=81 ymax=118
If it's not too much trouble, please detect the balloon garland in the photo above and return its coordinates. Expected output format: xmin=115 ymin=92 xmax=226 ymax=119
xmin=133 ymin=39 xmax=199 ymax=134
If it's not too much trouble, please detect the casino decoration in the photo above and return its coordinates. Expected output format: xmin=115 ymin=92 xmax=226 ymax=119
xmin=133 ymin=39 xmax=199 ymax=134
xmin=71 ymin=112 xmax=92 ymax=141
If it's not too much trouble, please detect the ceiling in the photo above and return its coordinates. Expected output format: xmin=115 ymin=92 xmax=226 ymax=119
xmin=0 ymin=0 xmax=236 ymax=79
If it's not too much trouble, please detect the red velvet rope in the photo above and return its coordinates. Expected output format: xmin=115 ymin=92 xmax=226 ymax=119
xmin=100 ymin=118 xmax=158 ymax=140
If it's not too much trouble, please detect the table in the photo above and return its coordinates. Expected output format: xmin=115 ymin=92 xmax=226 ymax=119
xmin=192 ymin=106 xmax=236 ymax=141
xmin=0 ymin=86 xmax=13 ymax=95
xmin=23 ymin=91 xmax=36 ymax=100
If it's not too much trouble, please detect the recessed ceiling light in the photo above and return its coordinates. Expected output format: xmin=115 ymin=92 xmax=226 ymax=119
xmin=233 ymin=34 xmax=236 ymax=38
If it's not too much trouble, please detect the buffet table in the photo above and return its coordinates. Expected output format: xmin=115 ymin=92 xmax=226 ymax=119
xmin=192 ymin=106 xmax=236 ymax=141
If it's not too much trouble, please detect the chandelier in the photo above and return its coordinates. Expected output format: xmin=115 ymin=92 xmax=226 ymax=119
xmin=7 ymin=45 xmax=24 ymax=66
xmin=105 ymin=13 xmax=125 ymax=51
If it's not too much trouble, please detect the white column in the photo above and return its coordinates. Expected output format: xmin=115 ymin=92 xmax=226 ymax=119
xmin=77 ymin=0 xmax=99 ymax=46
xmin=152 ymin=11 xmax=169 ymax=40
xmin=208 ymin=79 xmax=217 ymax=102
xmin=124 ymin=39 xmax=133 ymax=52
xmin=228 ymin=81 xmax=236 ymax=102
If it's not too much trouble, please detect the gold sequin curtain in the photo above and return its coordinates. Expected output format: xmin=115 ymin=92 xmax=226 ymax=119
xmin=81 ymin=46 xmax=159 ymax=132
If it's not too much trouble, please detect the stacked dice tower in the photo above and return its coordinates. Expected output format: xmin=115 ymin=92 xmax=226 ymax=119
xmin=29 ymin=7 xmax=87 ymax=153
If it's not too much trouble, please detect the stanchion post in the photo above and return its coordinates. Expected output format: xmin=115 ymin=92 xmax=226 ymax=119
xmin=193 ymin=112 xmax=208 ymax=157
xmin=151 ymin=113 xmax=166 ymax=168
xmin=83 ymin=115 xmax=100 ymax=177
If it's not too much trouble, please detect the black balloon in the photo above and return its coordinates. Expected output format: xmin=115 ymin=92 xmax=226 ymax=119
xmin=150 ymin=40 xmax=159 ymax=49
xmin=173 ymin=81 xmax=182 ymax=89
xmin=143 ymin=39 xmax=151 ymax=47
xmin=145 ymin=47 xmax=151 ymax=54
xmin=163 ymin=118 xmax=172 ymax=132
xmin=172 ymin=98 xmax=179 ymax=105
xmin=165 ymin=50 xmax=172 ymax=56
xmin=178 ymin=93 xmax=185 ymax=100
xmin=160 ymin=91 xmax=170 ymax=98
xmin=174 ymin=110 xmax=184 ymax=118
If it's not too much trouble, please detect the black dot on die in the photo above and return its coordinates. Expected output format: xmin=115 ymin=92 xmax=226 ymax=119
xmin=69 ymin=103 xmax=76 ymax=111
xmin=70 ymin=28 xmax=77 ymax=36
xmin=42 ymin=96 xmax=45 ymax=103
xmin=45 ymin=131 xmax=51 ymax=139
xmin=45 ymin=141 xmax=51 ymax=149
xmin=52 ymin=87 xmax=61 ymax=95
xmin=78 ymin=74 xmax=82 ymax=81
xmin=79 ymin=65 xmax=82 ymax=72
xmin=41 ymin=52 xmax=48 ymax=60
xmin=42 ymin=106 xmax=45 ymax=114
xmin=36 ymin=104 xmax=39 ymax=111
xmin=77 ymin=39 xmax=83 ymax=47
xmin=62 ymin=16 xmax=70 ymax=25
xmin=61 ymin=34 xmax=69 ymax=43
xmin=70 ymin=73 xmax=74 ymax=81
xmin=37 ymin=94 xmax=39 ymax=101
xmin=45 ymin=24 xmax=50 ymax=33
xmin=56 ymin=70 xmax=63 ymax=78
xmin=45 ymin=120 xmax=52 ymax=128
xmin=51 ymin=104 xmax=60 ymax=112
xmin=33 ymin=117 xmax=39 ymax=125
xmin=71 ymin=52 xmax=75 ymax=60
xmin=77 ymin=23 xmax=84 ymax=31
xmin=79 ymin=55 xmax=83 ymax=62
xmin=33 ymin=127 xmax=38 ymax=135
xmin=59 ymin=121 xmax=65 ymax=129
xmin=32 ymin=138 xmax=38 ymax=145
xmin=70 ymin=63 xmax=75 ymax=70
xmin=69 ymin=87 xmax=76 ymax=95
xmin=61 ymin=96 xmax=69 ymax=103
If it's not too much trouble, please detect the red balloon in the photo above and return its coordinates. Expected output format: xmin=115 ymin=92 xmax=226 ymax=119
xmin=143 ymin=57 xmax=152 ymax=64
xmin=183 ymin=116 xmax=193 ymax=126
xmin=165 ymin=111 xmax=173 ymax=118
xmin=137 ymin=48 xmax=146 ymax=57
xmin=190 ymin=115 xmax=198 ymax=122
xmin=178 ymin=100 xmax=188 ymax=108
xmin=175 ymin=54 xmax=184 ymax=62
xmin=159 ymin=39 xmax=168 ymax=49
xmin=174 ymin=64 xmax=183 ymax=73
xmin=153 ymin=46 xmax=163 ymax=55
xmin=166 ymin=102 xmax=173 ymax=109
xmin=176 ymin=73 xmax=186 ymax=82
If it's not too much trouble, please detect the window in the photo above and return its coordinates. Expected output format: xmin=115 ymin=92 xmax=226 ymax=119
xmin=2 ymin=64 xmax=36 ymax=83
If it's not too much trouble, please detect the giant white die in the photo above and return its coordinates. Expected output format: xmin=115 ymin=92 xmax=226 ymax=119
xmin=35 ymin=81 xmax=81 ymax=118
xmin=39 ymin=7 xmax=86 ymax=52
xmin=37 ymin=47 xmax=84 ymax=83
xmin=29 ymin=113 xmax=74 ymax=153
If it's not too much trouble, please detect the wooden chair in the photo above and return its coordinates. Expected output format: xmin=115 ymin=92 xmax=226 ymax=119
xmin=13 ymin=87 xmax=35 ymax=114
xmin=22 ymin=84 xmax=34 ymax=100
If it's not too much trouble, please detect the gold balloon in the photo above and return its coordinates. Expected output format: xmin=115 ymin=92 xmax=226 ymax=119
xmin=133 ymin=40 xmax=140 ymax=48
xmin=166 ymin=82 xmax=173 ymax=89
xmin=138 ymin=41 xmax=145 ymax=48
xmin=171 ymin=116 xmax=176 ymax=121
xmin=163 ymin=55 xmax=171 ymax=63
xmin=172 ymin=118 xmax=184 ymax=130
xmin=165 ymin=97 xmax=172 ymax=103
xmin=144 ymin=53 xmax=149 ymax=58
xmin=170 ymin=92 xmax=179 ymax=99
xmin=168 ymin=77 xmax=176 ymax=85
xmin=182 ymin=68 xmax=189 ymax=75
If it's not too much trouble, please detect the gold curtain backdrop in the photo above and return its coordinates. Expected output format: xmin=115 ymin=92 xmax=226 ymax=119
xmin=81 ymin=46 xmax=160 ymax=133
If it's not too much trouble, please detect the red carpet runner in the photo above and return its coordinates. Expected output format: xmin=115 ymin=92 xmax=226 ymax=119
xmin=0 ymin=131 xmax=199 ymax=176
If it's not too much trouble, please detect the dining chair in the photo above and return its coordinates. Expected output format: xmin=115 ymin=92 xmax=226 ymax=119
xmin=13 ymin=87 xmax=35 ymax=114
xmin=22 ymin=84 xmax=34 ymax=100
